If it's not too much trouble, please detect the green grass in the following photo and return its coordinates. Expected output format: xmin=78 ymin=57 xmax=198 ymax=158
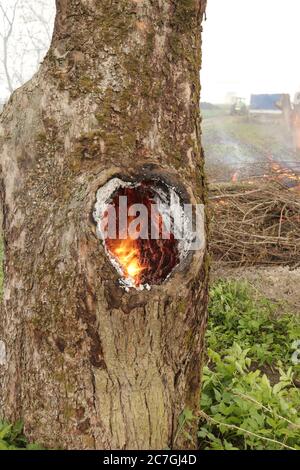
xmin=202 ymin=110 xmax=293 ymax=161
xmin=221 ymin=116 xmax=289 ymax=155
xmin=201 ymin=108 xmax=224 ymax=120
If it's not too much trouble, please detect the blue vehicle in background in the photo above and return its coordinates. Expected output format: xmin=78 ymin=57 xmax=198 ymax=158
xmin=250 ymin=94 xmax=291 ymax=115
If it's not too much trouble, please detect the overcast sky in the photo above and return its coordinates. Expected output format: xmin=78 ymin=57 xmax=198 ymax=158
xmin=201 ymin=0 xmax=300 ymax=103
xmin=1 ymin=0 xmax=300 ymax=105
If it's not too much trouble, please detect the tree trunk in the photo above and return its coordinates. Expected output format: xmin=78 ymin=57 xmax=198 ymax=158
xmin=0 ymin=0 xmax=208 ymax=450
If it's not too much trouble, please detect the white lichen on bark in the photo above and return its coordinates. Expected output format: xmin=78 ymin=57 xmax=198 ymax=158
xmin=0 ymin=341 xmax=6 ymax=366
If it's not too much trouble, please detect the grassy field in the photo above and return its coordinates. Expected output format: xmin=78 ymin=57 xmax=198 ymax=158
xmin=202 ymin=106 xmax=299 ymax=183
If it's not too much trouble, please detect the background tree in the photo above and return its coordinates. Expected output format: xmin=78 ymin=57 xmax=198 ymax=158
xmin=0 ymin=0 xmax=19 ymax=94
xmin=0 ymin=0 xmax=208 ymax=450
xmin=0 ymin=0 xmax=55 ymax=100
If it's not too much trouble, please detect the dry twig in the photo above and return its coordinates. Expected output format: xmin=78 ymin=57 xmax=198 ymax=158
xmin=209 ymin=180 xmax=300 ymax=267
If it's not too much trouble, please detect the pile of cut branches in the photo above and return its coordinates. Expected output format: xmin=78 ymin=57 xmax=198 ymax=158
xmin=209 ymin=180 xmax=300 ymax=267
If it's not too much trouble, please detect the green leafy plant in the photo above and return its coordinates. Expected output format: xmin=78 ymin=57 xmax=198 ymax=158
xmin=0 ymin=421 xmax=44 ymax=450
xmin=199 ymin=280 xmax=300 ymax=450
xmin=206 ymin=281 xmax=300 ymax=367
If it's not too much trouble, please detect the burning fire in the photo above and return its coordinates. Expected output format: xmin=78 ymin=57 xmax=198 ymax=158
xmin=231 ymin=171 xmax=239 ymax=183
xmin=268 ymin=155 xmax=300 ymax=191
xmin=106 ymin=237 xmax=145 ymax=287
xmin=227 ymin=156 xmax=300 ymax=192
xmin=102 ymin=183 xmax=180 ymax=289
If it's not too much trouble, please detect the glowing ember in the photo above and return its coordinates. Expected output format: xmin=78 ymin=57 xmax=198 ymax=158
xmin=268 ymin=154 xmax=300 ymax=190
xmin=231 ymin=171 xmax=239 ymax=183
xmin=106 ymin=234 xmax=145 ymax=287
xmin=116 ymin=245 xmax=142 ymax=278
xmin=103 ymin=182 xmax=180 ymax=288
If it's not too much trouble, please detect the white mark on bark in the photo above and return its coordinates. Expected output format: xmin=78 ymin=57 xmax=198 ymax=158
xmin=0 ymin=341 xmax=7 ymax=366
xmin=146 ymin=120 xmax=160 ymax=151
xmin=99 ymin=56 xmax=124 ymax=92
xmin=187 ymin=147 xmax=195 ymax=170
xmin=180 ymin=82 xmax=192 ymax=107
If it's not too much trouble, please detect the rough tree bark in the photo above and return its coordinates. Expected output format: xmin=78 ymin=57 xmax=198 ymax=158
xmin=0 ymin=0 xmax=208 ymax=450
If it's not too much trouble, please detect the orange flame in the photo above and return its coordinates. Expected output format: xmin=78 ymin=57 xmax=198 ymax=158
xmin=106 ymin=237 xmax=145 ymax=287
xmin=231 ymin=171 xmax=239 ymax=183
xmin=267 ymin=154 xmax=300 ymax=190
xmin=103 ymin=184 xmax=180 ymax=288
xmin=105 ymin=197 xmax=163 ymax=287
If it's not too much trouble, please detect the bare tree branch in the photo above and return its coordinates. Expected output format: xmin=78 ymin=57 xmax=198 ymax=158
xmin=0 ymin=0 xmax=55 ymax=99
xmin=0 ymin=0 xmax=19 ymax=93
